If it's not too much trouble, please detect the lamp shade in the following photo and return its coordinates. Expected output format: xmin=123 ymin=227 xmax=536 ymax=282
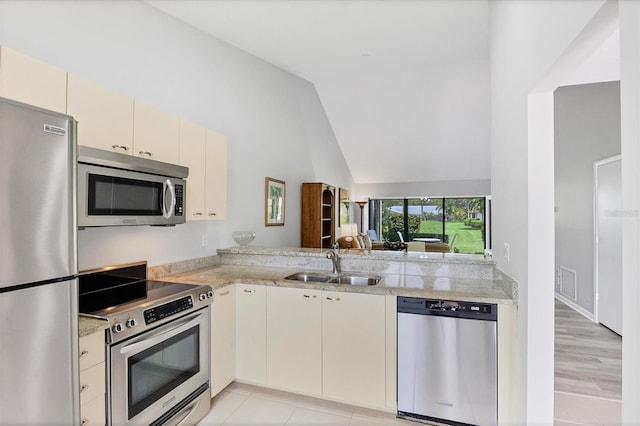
xmin=340 ymin=223 xmax=358 ymax=237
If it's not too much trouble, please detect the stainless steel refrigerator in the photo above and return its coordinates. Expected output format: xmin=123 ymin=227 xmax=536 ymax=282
xmin=0 ymin=97 xmax=79 ymax=424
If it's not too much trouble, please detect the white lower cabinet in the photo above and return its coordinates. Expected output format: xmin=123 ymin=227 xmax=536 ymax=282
xmin=235 ymin=284 xmax=267 ymax=385
xmin=211 ymin=285 xmax=236 ymax=397
xmin=322 ymin=290 xmax=387 ymax=409
xmin=220 ymin=283 xmax=392 ymax=411
xmin=266 ymin=286 xmax=322 ymax=395
xmin=79 ymin=331 xmax=106 ymax=426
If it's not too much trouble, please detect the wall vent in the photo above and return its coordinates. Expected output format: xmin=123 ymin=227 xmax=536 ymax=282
xmin=559 ymin=266 xmax=577 ymax=301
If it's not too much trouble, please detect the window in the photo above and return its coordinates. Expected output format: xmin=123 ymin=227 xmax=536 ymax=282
xmin=369 ymin=196 xmax=490 ymax=254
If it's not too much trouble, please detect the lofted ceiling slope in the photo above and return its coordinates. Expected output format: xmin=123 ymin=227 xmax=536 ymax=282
xmin=147 ymin=0 xmax=492 ymax=185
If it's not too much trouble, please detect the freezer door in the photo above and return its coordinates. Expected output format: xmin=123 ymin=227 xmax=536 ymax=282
xmin=0 ymin=279 xmax=80 ymax=424
xmin=0 ymin=98 xmax=77 ymax=287
xmin=397 ymin=312 xmax=497 ymax=426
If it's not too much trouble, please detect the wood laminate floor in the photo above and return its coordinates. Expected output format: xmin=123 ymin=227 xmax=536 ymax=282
xmin=554 ymin=299 xmax=622 ymax=426
xmin=554 ymin=299 xmax=622 ymax=400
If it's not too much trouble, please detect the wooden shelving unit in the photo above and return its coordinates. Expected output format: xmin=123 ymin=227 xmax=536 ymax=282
xmin=301 ymin=183 xmax=335 ymax=248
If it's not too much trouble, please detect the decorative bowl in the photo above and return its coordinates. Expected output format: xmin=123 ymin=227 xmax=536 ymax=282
xmin=233 ymin=231 xmax=255 ymax=246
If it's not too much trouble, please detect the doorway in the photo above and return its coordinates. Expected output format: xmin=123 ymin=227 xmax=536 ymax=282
xmin=594 ymin=155 xmax=622 ymax=335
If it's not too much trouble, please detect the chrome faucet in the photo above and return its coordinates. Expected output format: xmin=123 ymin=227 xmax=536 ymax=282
xmin=326 ymin=250 xmax=341 ymax=274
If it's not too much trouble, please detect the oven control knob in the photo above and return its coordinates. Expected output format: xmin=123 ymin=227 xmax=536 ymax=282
xmin=199 ymin=293 xmax=206 ymax=301
xmin=112 ymin=323 xmax=124 ymax=334
xmin=126 ymin=318 xmax=137 ymax=328
xmin=207 ymin=291 xmax=213 ymax=299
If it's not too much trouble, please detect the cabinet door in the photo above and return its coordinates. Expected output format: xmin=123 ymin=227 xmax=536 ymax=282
xmin=236 ymin=284 xmax=266 ymax=384
xmin=205 ymin=130 xmax=227 ymax=220
xmin=179 ymin=120 xmax=206 ymax=221
xmin=0 ymin=46 xmax=67 ymax=113
xmin=133 ymin=101 xmax=179 ymax=163
xmin=67 ymin=73 xmax=134 ymax=153
xmin=266 ymin=286 xmax=321 ymax=395
xmin=80 ymin=393 xmax=106 ymax=426
xmin=79 ymin=331 xmax=105 ymax=371
xmin=322 ymin=290 xmax=386 ymax=408
xmin=211 ymin=285 xmax=236 ymax=397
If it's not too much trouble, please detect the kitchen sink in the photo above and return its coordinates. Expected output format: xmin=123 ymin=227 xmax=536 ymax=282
xmin=330 ymin=274 xmax=381 ymax=286
xmin=284 ymin=272 xmax=333 ymax=283
xmin=284 ymin=272 xmax=381 ymax=286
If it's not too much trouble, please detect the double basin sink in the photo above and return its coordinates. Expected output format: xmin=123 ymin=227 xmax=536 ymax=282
xmin=284 ymin=272 xmax=381 ymax=286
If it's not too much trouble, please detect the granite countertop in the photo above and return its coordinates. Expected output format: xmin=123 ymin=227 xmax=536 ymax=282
xmin=163 ymin=264 xmax=513 ymax=304
xmin=218 ymin=246 xmax=495 ymax=265
xmin=79 ymin=314 xmax=109 ymax=338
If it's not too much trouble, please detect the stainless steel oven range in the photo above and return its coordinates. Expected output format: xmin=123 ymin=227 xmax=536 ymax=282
xmin=79 ymin=262 xmax=213 ymax=426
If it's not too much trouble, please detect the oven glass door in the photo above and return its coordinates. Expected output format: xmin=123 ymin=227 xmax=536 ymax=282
xmin=128 ymin=325 xmax=199 ymax=419
xmin=109 ymin=308 xmax=210 ymax=426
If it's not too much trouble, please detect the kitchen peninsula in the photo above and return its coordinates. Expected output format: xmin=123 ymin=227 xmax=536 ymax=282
xmin=157 ymin=247 xmax=518 ymax=424
xmin=162 ymin=246 xmax=516 ymax=304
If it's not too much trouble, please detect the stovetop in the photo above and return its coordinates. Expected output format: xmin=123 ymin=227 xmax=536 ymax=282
xmin=79 ymin=261 xmax=213 ymax=344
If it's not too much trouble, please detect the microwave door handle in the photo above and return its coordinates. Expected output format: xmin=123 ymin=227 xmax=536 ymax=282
xmin=119 ymin=312 xmax=203 ymax=355
xmin=162 ymin=179 xmax=176 ymax=219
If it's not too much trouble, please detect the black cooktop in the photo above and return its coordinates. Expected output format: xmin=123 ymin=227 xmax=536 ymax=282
xmin=78 ymin=261 xmax=197 ymax=315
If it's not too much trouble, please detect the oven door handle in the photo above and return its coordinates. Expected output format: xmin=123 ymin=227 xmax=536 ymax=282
xmin=162 ymin=179 xmax=176 ymax=219
xmin=119 ymin=311 xmax=203 ymax=355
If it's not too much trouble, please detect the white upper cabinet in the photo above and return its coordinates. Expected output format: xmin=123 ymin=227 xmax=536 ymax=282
xmin=67 ymin=73 xmax=134 ymax=153
xmin=179 ymin=126 xmax=228 ymax=221
xmin=133 ymin=101 xmax=179 ymax=163
xmin=0 ymin=46 xmax=67 ymax=113
xmin=179 ymin=120 xmax=206 ymax=220
xmin=205 ymin=130 xmax=227 ymax=220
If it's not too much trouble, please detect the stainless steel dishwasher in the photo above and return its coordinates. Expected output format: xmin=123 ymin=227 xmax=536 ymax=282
xmin=397 ymin=297 xmax=497 ymax=426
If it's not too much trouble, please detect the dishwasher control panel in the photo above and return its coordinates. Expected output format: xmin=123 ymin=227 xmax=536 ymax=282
xmin=397 ymin=297 xmax=497 ymax=320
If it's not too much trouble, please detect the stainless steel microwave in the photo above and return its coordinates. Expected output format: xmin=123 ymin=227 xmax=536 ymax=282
xmin=77 ymin=145 xmax=188 ymax=227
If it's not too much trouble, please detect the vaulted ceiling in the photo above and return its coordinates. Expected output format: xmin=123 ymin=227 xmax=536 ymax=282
xmin=146 ymin=0 xmax=619 ymax=185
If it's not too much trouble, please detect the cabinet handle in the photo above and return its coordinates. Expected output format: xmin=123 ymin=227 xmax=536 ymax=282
xmin=81 ymin=418 xmax=89 ymax=426
xmin=220 ymin=291 xmax=230 ymax=296
xmin=193 ymin=212 xmax=203 ymax=216
xmin=79 ymin=349 xmax=89 ymax=357
xmin=111 ymin=144 xmax=128 ymax=152
xmin=80 ymin=384 xmax=89 ymax=393
xmin=243 ymin=289 xmax=255 ymax=293
xmin=303 ymin=294 xmax=317 ymax=298
xmin=208 ymin=212 xmax=217 ymax=216
xmin=138 ymin=151 xmax=153 ymax=157
xmin=326 ymin=297 xmax=340 ymax=301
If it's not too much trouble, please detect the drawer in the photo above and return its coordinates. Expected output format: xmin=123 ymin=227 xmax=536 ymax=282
xmin=81 ymin=392 xmax=106 ymax=426
xmin=80 ymin=362 xmax=105 ymax=406
xmin=80 ymin=331 xmax=105 ymax=371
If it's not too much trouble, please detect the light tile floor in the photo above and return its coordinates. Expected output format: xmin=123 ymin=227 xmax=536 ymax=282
xmin=198 ymin=382 xmax=408 ymax=426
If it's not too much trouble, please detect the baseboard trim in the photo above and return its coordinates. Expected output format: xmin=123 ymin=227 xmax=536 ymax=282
xmin=555 ymin=293 xmax=595 ymax=321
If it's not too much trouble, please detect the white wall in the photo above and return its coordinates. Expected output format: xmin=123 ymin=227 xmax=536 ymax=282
xmin=316 ymin=59 xmax=491 ymax=185
xmin=356 ymin=179 xmax=490 ymax=200
xmin=0 ymin=0 xmax=353 ymax=269
xmin=619 ymin=1 xmax=640 ymax=421
xmin=490 ymin=0 xmax=609 ymax=423
xmin=554 ymin=81 xmax=621 ymax=314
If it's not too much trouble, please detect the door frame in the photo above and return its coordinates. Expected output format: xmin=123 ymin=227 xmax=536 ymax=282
xmin=593 ymin=154 xmax=622 ymax=325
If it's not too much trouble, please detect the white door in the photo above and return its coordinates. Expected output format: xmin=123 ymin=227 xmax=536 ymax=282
xmin=595 ymin=156 xmax=622 ymax=335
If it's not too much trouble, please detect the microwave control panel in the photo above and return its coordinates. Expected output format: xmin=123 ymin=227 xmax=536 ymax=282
xmin=175 ymin=184 xmax=184 ymax=216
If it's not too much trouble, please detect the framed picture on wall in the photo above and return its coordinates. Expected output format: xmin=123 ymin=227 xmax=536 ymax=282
xmin=265 ymin=177 xmax=286 ymax=226
xmin=339 ymin=188 xmax=350 ymax=226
